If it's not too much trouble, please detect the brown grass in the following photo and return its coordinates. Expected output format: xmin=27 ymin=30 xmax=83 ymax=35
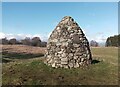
xmin=1 ymin=45 xmax=46 ymax=54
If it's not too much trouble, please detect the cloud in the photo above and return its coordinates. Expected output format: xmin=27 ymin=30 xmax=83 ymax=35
xmin=0 ymin=32 xmax=6 ymax=39
xmin=4 ymin=33 xmax=33 ymax=40
xmin=0 ymin=32 xmax=48 ymax=41
xmin=94 ymin=36 xmax=106 ymax=43
xmin=87 ymin=32 xmax=107 ymax=43
xmin=0 ymin=31 xmax=107 ymax=44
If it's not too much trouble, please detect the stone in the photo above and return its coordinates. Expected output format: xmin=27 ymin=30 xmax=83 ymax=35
xmin=61 ymin=61 xmax=68 ymax=64
xmin=48 ymin=59 xmax=53 ymax=64
xmin=62 ymin=42 xmax=68 ymax=46
xmin=72 ymin=34 xmax=81 ymax=44
xmin=60 ymin=38 xmax=66 ymax=42
xmin=61 ymin=58 xmax=68 ymax=62
xmin=58 ymin=51 xmax=62 ymax=54
xmin=81 ymin=58 xmax=85 ymax=62
xmin=64 ymin=65 xmax=69 ymax=69
xmin=68 ymin=26 xmax=72 ymax=30
xmin=68 ymin=63 xmax=74 ymax=68
xmin=56 ymin=26 xmax=60 ymax=31
xmin=75 ymin=53 xmax=82 ymax=56
xmin=61 ymin=53 xmax=66 ymax=57
xmin=56 ymin=42 xmax=62 ymax=46
xmin=45 ymin=16 xmax=92 ymax=68
xmin=74 ymin=56 xmax=78 ymax=60
xmin=79 ymin=62 xmax=83 ymax=66
xmin=74 ymin=63 xmax=79 ymax=68
xmin=51 ymin=39 xmax=58 ymax=42
xmin=65 ymin=48 xmax=71 ymax=53
xmin=52 ymin=63 xmax=56 ymax=67
xmin=69 ymin=53 xmax=74 ymax=57
xmin=73 ymin=44 xmax=80 ymax=48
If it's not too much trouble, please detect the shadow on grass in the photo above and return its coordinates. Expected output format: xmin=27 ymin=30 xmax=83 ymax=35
xmin=2 ymin=51 xmax=44 ymax=63
xmin=2 ymin=58 xmax=12 ymax=63
xmin=91 ymin=59 xmax=100 ymax=64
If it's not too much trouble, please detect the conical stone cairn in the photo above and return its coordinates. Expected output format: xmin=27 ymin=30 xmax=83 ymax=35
xmin=45 ymin=16 xmax=92 ymax=68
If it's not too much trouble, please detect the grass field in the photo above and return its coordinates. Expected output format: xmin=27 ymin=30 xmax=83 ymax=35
xmin=1 ymin=45 xmax=119 ymax=85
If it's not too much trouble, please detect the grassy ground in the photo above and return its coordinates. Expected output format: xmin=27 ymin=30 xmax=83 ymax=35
xmin=2 ymin=46 xmax=119 ymax=85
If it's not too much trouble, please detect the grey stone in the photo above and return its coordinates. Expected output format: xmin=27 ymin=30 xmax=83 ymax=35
xmin=69 ymin=53 xmax=74 ymax=57
xmin=45 ymin=16 xmax=92 ymax=68
xmin=62 ymin=42 xmax=68 ymax=46
xmin=61 ymin=58 xmax=68 ymax=62
xmin=73 ymin=44 xmax=80 ymax=48
xmin=58 ymin=51 xmax=62 ymax=54
xmin=68 ymin=63 xmax=74 ymax=68
xmin=61 ymin=61 xmax=68 ymax=64
xmin=64 ymin=65 xmax=69 ymax=68
xmin=72 ymin=34 xmax=81 ymax=44
xmin=61 ymin=53 xmax=68 ymax=57
xmin=56 ymin=42 xmax=62 ymax=46
xmin=75 ymin=53 xmax=82 ymax=56
xmin=74 ymin=56 xmax=78 ymax=59
xmin=60 ymin=38 xmax=66 ymax=42
xmin=74 ymin=63 xmax=79 ymax=68
xmin=52 ymin=63 xmax=56 ymax=67
xmin=81 ymin=58 xmax=85 ymax=62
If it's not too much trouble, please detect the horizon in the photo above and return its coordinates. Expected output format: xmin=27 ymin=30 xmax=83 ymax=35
xmin=1 ymin=2 xmax=118 ymax=44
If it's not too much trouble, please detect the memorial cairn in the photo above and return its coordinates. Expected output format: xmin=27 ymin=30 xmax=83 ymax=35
xmin=44 ymin=16 xmax=92 ymax=68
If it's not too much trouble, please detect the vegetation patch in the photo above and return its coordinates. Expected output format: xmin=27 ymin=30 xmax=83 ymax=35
xmin=2 ymin=51 xmax=44 ymax=60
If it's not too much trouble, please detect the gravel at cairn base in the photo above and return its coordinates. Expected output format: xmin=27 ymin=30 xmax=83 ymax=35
xmin=44 ymin=16 xmax=92 ymax=68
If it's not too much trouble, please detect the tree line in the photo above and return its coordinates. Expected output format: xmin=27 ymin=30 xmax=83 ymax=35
xmin=1 ymin=34 xmax=119 ymax=47
xmin=0 ymin=37 xmax=47 ymax=47
xmin=90 ymin=34 xmax=120 ymax=47
xmin=105 ymin=34 xmax=120 ymax=47
xmin=1 ymin=37 xmax=99 ymax=47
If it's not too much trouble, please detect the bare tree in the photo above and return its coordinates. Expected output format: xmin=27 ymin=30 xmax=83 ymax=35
xmin=40 ymin=42 xmax=47 ymax=47
xmin=31 ymin=37 xmax=41 ymax=46
xmin=9 ymin=38 xmax=17 ymax=45
xmin=90 ymin=40 xmax=99 ymax=47
xmin=1 ymin=37 xmax=9 ymax=44
xmin=21 ymin=37 xmax=31 ymax=45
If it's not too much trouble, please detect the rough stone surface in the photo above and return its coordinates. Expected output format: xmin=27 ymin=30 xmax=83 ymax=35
xmin=44 ymin=16 xmax=92 ymax=68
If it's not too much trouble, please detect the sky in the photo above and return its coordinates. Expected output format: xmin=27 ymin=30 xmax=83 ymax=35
xmin=2 ymin=0 xmax=120 ymax=2
xmin=1 ymin=2 xmax=118 ymax=43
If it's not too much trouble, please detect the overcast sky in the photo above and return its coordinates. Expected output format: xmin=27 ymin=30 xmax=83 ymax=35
xmin=1 ymin=2 xmax=118 ymax=42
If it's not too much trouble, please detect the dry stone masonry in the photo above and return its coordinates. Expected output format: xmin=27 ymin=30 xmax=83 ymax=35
xmin=44 ymin=16 xmax=92 ymax=68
